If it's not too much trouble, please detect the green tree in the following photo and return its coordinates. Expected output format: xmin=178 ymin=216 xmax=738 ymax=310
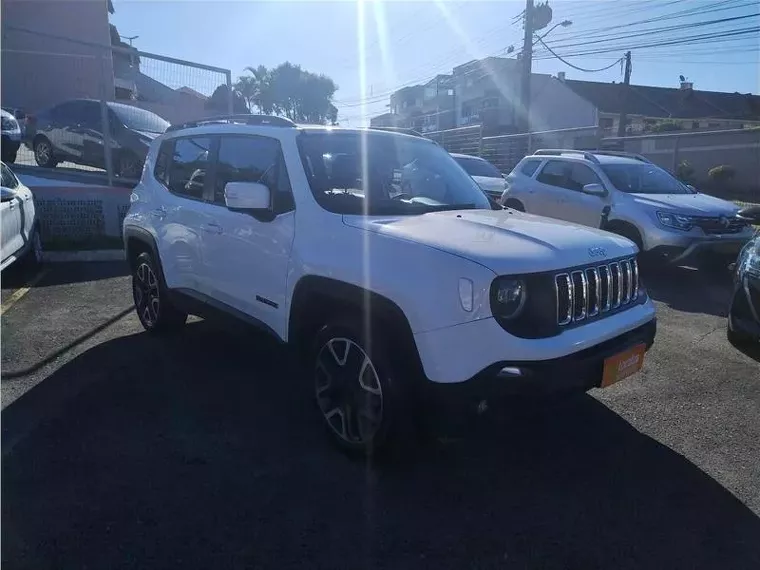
xmin=235 ymin=62 xmax=338 ymax=124
xmin=236 ymin=65 xmax=275 ymax=114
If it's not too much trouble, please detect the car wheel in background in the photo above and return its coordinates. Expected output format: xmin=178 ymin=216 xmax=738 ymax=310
xmin=33 ymin=137 xmax=57 ymax=168
xmin=1 ymin=141 xmax=18 ymax=164
xmin=132 ymin=251 xmax=187 ymax=333
xmin=311 ymin=319 xmax=408 ymax=457
xmin=503 ymin=198 xmax=524 ymax=212
xmin=118 ymin=152 xmax=142 ymax=179
xmin=24 ymin=226 xmax=43 ymax=267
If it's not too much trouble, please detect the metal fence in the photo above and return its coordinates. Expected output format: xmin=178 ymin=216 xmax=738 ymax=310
xmin=424 ymin=122 xmax=760 ymax=201
xmin=2 ymin=25 xmax=232 ymax=185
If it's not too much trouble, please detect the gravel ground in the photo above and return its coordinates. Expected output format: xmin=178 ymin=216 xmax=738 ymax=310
xmin=2 ymin=261 xmax=759 ymax=569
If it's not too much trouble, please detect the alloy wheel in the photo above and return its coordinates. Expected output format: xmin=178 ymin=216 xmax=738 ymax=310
xmin=134 ymin=262 xmax=160 ymax=327
xmin=315 ymin=337 xmax=384 ymax=444
xmin=35 ymin=141 xmax=51 ymax=165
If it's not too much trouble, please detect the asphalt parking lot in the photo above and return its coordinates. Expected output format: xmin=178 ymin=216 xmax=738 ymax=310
xmin=2 ymin=261 xmax=760 ymax=569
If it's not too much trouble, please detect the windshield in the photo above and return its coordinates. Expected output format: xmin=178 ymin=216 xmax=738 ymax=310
xmin=601 ymin=163 xmax=694 ymax=195
xmin=109 ymin=103 xmax=169 ymax=134
xmin=454 ymin=156 xmax=501 ymax=178
xmin=298 ymin=131 xmax=491 ymax=215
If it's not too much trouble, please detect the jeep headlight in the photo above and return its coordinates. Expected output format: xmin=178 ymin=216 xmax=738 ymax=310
xmin=657 ymin=211 xmax=693 ymax=231
xmin=490 ymin=277 xmax=526 ymax=320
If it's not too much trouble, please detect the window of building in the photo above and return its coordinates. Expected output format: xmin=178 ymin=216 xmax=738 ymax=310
xmin=166 ymin=137 xmax=211 ymax=200
xmin=214 ymin=136 xmax=293 ymax=212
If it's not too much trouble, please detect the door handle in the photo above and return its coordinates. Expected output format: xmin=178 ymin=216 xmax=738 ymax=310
xmin=149 ymin=207 xmax=167 ymax=220
xmin=200 ymin=222 xmax=223 ymax=234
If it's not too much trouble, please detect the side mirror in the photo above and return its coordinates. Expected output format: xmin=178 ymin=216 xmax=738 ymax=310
xmin=582 ymin=183 xmax=607 ymax=197
xmin=224 ymin=181 xmax=270 ymax=212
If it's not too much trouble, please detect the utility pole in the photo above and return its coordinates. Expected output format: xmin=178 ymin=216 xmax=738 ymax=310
xmin=617 ymin=51 xmax=632 ymax=137
xmin=520 ymin=0 xmax=535 ymax=133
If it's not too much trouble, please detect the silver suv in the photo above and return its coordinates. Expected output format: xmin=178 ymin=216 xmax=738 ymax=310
xmin=501 ymin=149 xmax=753 ymax=266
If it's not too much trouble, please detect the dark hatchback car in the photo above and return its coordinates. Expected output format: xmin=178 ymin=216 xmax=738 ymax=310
xmin=727 ymin=206 xmax=760 ymax=346
xmin=26 ymin=99 xmax=169 ymax=178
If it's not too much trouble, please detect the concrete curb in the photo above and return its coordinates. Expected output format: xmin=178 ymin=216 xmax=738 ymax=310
xmin=41 ymin=250 xmax=126 ymax=263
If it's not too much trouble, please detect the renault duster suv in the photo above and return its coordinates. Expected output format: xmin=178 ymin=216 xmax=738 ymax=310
xmin=501 ymin=149 xmax=753 ymax=267
xmin=123 ymin=116 xmax=657 ymax=454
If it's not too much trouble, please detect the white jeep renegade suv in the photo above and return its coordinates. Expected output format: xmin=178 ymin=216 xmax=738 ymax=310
xmin=123 ymin=116 xmax=657 ymax=453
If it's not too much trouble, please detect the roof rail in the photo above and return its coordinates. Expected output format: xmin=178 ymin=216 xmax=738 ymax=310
xmin=166 ymin=114 xmax=295 ymax=132
xmin=532 ymin=149 xmax=600 ymax=164
xmin=369 ymin=126 xmax=425 ymax=138
xmin=590 ymin=150 xmax=652 ymax=164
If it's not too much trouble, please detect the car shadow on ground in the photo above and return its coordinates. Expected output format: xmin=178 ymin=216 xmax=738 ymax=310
xmin=1 ymin=260 xmax=129 ymax=291
xmin=3 ymin=321 xmax=760 ymax=569
xmin=641 ymin=261 xmax=734 ymax=317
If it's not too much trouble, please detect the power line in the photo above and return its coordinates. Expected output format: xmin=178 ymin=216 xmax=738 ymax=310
xmin=534 ymin=36 xmax=624 ymax=72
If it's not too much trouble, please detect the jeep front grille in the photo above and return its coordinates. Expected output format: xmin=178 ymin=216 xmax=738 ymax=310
xmin=556 ymin=258 xmax=639 ymax=326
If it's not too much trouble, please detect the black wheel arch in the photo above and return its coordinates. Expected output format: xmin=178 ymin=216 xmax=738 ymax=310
xmin=603 ymin=219 xmax=644 ymax=251
xmin=124 ymin=227 xmax=168 ymax=285
xmin=289 ymin=276 xmax=425 ymax=381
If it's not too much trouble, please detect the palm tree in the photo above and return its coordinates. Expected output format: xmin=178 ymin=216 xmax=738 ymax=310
xmin=236 ymin=65 xmax=273 ymax=114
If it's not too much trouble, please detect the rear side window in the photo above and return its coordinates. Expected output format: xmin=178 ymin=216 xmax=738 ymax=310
xmin=164 ymin=137 xmax=212 ymax=200
xmin=519 ymin=159 xmax=541 ymax=177
xmin=536 ymin=160 xmax=567 ymax=188
xmin=214 ymin=135 xmax=293 ymax=211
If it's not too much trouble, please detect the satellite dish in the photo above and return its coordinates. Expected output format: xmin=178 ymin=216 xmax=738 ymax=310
xmin=679 ymin=75 xmax=686 ymax=82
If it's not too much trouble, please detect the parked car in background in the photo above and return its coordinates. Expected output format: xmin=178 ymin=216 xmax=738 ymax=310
xmin=1 ymin=108 xmax=23 ymax=163
xmin=26 ymin=99 xmax=169 ymax=178
xmin=451 ymin=153 xmax=506 ymax=199
xmin=501 ymin=149 xmax=753 ymax=267
xmin=1 ymin=161 xmax=41 ymax=270
xmin=727 ymin=205 xmax=760 ymax=346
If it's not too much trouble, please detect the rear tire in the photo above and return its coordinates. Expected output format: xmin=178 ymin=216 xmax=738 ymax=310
xmin=23 ymin=226 xmax=43 ymax=268
xmin=33 ymin=137 xmax=57 ymax=168
xmin=310 ymin=318 xmax=410 ymax=457
xmin=132 ymin=252 xmax=187 ymax=333
xmin=1 ymin=144 xmax=17 ymax=164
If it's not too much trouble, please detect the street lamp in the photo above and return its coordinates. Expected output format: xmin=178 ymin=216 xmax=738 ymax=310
xmin=533 ymin=20 xmax=572 ymax=45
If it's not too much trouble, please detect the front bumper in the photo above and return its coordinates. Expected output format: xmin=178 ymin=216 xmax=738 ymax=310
xmin=421 ymin=318 xmax=656 ymax=430
xmin=646 ymin=226 xmax=753 ymax=264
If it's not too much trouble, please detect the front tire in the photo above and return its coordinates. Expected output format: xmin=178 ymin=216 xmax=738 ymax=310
xmin=1 ymin=142 xmax=18 ymax=164
xmin=23 ymin=226 xmax=43 ymax=268
xmin=132 ymin=252 xmax=187 ymax=333
xmin=311 ymin=320 xmax=407 ymax=456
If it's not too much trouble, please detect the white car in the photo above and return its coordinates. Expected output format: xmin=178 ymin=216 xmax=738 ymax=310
xmin=123 ymin=116 xmax=656 ymax=454
xmin=451 ymin=153 xmax=507 ymax=199
xmin=1 ymin=161 xmax=42 ymax=270
xmin=502 ymin=149 xmax=753 ymax=266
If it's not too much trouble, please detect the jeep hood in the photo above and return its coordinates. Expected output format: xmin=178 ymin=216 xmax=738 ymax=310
xmin=629 ymin=192 xmax=739 ymax=215
xmin=343 ymin=209 xmax=637 ymax=274
xmin=471 ymin=175 xmax=507 ymax=196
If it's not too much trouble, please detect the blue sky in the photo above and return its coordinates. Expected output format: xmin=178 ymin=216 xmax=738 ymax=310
xmin=111 ymin=0 xmax=760 ymax=125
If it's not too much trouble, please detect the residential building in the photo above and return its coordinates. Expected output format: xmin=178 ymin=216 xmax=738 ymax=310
xmin=1 ymin=0 xmax=221 ymax=124
xmin=371 ymin=57 xmax=760 ymax=137
xmin=1 ymin=0 xmax=114 ymax=112
xmin=563 ymin=78 xmax=760 ymax=135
